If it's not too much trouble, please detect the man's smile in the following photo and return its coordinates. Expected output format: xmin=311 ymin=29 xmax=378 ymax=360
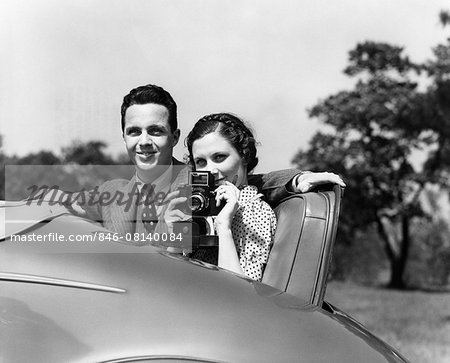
xmin=136 ymin=150 xmax=157 ymax=158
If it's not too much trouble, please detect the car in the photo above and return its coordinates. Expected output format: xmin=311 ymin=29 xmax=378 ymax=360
xmin=0 ymin=186 xmax=409 ymax=362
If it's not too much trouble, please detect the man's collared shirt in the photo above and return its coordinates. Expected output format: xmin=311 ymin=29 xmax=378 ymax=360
xmin=135 ymin=163 xmax=173 ymax=217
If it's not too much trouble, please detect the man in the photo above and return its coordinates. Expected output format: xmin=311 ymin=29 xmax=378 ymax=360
xmin=70 ymin=84 xmax=345 ymax=237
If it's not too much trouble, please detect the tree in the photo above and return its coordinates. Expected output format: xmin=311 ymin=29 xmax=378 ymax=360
xmin=421 ymin=11 xmax=450 ymax=188
xmin=293 ymin=24 xmax=450 ymax=288
xmin=62 ymin=141 xmax=114 ymax=165
xmin=12 ymin=151 xmax=61 ymax=165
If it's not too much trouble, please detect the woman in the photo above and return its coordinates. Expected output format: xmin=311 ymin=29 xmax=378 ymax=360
xmin=185 ymin=113 xmax=276 ymax=281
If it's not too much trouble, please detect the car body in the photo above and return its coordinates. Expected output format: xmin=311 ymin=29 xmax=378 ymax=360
xmin=0 ymin=193 xmax=409 ymax=363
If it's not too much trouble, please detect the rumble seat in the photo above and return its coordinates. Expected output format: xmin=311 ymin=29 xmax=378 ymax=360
xmin=261 ymin=185 xmax=343 ymax=306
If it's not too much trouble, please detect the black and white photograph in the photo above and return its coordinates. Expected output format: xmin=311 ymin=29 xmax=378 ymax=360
xmin=1 ymin=1 xmax=449 ymax=362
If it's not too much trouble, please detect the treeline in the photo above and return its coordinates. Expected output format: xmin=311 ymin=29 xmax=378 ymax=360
xmin=0 ymin=140 xmax=132 ymax=200
xmin=2 ymin=141 xmax=131 ymax=167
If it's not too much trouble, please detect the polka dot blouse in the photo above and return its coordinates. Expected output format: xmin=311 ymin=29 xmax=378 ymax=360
xmin=231 ymin=185 xmax=277 ymax=281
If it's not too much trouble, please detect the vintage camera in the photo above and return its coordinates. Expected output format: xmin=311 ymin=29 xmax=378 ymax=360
xmin=174 ymin=171 xmax=225 ymax=251
xmin=178 ymin=171 xmax=224 ymax=216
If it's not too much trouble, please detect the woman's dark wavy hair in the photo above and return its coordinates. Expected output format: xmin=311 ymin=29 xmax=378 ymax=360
xmin=186 ymin=113 xmax=259 ymax=172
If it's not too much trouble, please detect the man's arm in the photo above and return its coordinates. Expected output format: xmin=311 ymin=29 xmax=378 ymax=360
xmin=249 ymin=169 xmax=345 ymax=206
xmin=248 ymin=169 xmax=301 ymax=205
xmin=28 ymin=187 xmax=100 ymax=221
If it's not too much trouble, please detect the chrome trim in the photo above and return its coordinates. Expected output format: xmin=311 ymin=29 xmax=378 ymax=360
xmin=0 ymin=272 xmax=126 ymax=293
xmin=102 ymin=355 xmax=225 ymax=362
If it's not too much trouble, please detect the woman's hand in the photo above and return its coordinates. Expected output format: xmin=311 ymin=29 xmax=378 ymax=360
xmin=214 ymin=181 xmax=240 ymax=231
xmin=213 ymin=181 xmax=244 ymax=276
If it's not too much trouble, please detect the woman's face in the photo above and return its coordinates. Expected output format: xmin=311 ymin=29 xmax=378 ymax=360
xmin=191 ymin=131 xmax=248 ymax=187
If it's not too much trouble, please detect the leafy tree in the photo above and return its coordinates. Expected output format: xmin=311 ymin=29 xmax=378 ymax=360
xmin=420 ymin=11 xmax=450 ymax=188
xmin=293 ymin=18 xmax=450 ymax=288
xmin=11 ymin=151 xmax=61 ymax=165
xmin=62 ymin=141 xmax=114 ymax=165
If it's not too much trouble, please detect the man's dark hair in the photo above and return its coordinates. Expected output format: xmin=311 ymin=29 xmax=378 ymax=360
xmin=120 ymin=84 xmax=178 ymax=132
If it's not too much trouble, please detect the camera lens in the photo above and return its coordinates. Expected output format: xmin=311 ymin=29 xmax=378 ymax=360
xmin=189 ymin=195 xmax=206 ymax=212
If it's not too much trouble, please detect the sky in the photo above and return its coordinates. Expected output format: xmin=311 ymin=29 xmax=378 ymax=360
xmin=1 ymin=0 xmax=449 ymax=173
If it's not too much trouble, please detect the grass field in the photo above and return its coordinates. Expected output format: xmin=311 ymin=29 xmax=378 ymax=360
xmin=325 ymin=281 xmax=450 ymax=363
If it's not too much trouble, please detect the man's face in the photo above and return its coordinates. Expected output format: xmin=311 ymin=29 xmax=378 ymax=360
xmin=123 ymin=103 xmax=180 ymax=179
